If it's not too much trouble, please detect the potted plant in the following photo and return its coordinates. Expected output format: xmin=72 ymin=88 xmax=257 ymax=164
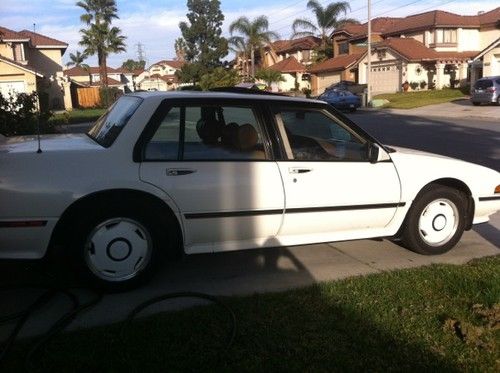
xmin=402 ymin=81 xmax=410 ymax=92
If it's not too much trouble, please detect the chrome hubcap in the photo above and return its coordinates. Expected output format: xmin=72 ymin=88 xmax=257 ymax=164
xmin=418 ymin=198 xmax=459 ymax=247
xmin=84 ymin=218 xmax=152 ymax=282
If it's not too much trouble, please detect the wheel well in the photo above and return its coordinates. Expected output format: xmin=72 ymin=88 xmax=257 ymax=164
xmin=420 ymin=178 xmax=474 ymax=230
xmin=48 ymin=189 xmax=184 ymax=256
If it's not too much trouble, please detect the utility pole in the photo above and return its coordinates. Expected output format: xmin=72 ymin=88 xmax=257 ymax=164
xmin=367 ymin=0 xmax=372 ymax=104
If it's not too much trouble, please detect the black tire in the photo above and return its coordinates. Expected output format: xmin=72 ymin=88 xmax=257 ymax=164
xmin=67 ymin=201 xmax=177 ymax=292
xmin=401 ymin=186 xmax=467 ymax=255
xmin=472 ymin=102 xmax=480 ymax=106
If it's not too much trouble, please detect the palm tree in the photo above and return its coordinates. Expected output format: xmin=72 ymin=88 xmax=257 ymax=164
xmin=66 ymin=51 xmax=88 ymax=68
xmin=229 ymin=16 xmax=279 ymax=78
xmin=77 ymin=0 xmax=126 ymax=86
xmin=228 ymin=36 xmax=249 ymax=79
xmin=255 ymin=68 xmax=285 ymax=89
xmin=292 ymin=1 xmax=358 ymax=50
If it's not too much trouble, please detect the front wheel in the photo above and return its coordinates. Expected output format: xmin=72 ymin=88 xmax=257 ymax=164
xmin=401 ymin=186 xmax=467 ymax=255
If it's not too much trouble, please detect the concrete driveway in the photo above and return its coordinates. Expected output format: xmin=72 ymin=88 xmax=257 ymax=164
xmin=1 ymin=111 xmax=498 ymax=339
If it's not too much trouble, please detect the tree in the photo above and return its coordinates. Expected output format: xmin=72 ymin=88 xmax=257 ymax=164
xmin=77 ymin=0 xmax=127 ymax=86
xmin=292 ymin=1 xmax=358 ymax=57
xmin=228 ymin=36 xmax=250 ymax=79
xmin=229 ymin=16 xmax=278 ymax=78
xmin=255 ymin=68 xmax=285 ymax=88
xmin=178 ymin=0 xmax=228 ymax=83
xmin=66 ymin=51 xmax=89 ymax=68
xmin=121 ymin=58 xmax=146 ymax=71
xmin=174 ymin=37 xmax=187 ymax=62
xmin=199 ymin=67 xmax=240 ymax=90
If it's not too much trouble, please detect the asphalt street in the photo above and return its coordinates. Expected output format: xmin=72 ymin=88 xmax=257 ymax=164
xmin=1 ymin=108 xmax=498 ymax=339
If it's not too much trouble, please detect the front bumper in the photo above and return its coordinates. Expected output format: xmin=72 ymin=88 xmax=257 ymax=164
xmin=473 ymin=197 xmax=500 ymax=224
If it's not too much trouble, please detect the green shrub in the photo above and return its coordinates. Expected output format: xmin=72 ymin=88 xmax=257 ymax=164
xmin=99 ymin=87 xmax=122 ymax=108
xmin=419 ymin=80 xmax=427 ymax=89
xmin=0 ymin=92 xmax=54 ymax=136
xmin=409 ymin=81 xmax=419 ymax=91
xmin=302 ymin=87 xmax=312 ymax=98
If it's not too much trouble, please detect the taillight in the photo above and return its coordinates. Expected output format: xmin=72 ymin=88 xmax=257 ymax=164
xmin=486 ymin=87 xmax=496 ymax=93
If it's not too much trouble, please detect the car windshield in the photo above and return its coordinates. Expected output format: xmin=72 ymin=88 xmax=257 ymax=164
xmin=474 ymin=80 xmax=493 ymax=89
xmin=87 ymin=96 xmax=142 ymax=147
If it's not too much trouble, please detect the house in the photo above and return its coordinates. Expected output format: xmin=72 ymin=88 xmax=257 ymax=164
xmin=267 ymin=56 xmax=310 ymax=92
xmin=0 ymin=26 xmax=70 ymax=109
xmin=137 ymin=60 xmax=184 ymax=91
xmin=309 ymin=7 xmax=500 ymax=95
xmin=63 ymin=66 xmax=125 ymax=89
xmin=264 ymin=36 xmax=321 ymax=67
xmin=116 ymin=68 xmax=145 ymax=92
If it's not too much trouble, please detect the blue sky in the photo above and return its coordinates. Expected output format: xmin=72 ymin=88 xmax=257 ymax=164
xmin=0 ymin=0 xmax=498 ymax=68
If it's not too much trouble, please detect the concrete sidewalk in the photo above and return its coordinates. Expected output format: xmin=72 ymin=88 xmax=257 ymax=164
xmin=379 ymin=99 xmax=500 ymax=120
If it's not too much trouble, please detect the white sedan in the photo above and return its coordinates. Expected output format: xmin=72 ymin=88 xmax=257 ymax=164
xmin=1 ymin=91 xmax=499 ymax=290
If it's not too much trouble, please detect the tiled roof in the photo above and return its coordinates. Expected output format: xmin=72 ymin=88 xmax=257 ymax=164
xmin=19 ymin=30 xmax=67 ymax=47
xmin=0 ymin=26 xmax=28 ymax=40
xmin=270 ymin=36 xmax=321 ymax=53
xmin=375 ymin=38 xmax=476 ymax=61
xmin=268 ymin=56 xmax=305 ymax=73
xmin=90 ymin=77 xmax=123 ymax=86
xmin=148 ymin=73 xmax=179 ymax=83
xmin=383 ymin=7 xmax=500 ymax=35
xmin=0 ymin=55 xmax=43 ymax=76
xmin=308 ymin=53 xmax=364 ymax=73
xmin=332 ymin=18 xmax=401 ymax=38
xmin=150 ymin=60 xmax=184 ymax=69
xmin=64 ymin=66 xmax=120 ymax=76
xmin=116 ymin=68 xmax=145 ymax=75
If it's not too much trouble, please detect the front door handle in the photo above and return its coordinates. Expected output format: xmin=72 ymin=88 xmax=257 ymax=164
xmin=166 ymin=168 xmax=197 ymax=176
xmin=289 ymin=167 xmax=312 ymax=174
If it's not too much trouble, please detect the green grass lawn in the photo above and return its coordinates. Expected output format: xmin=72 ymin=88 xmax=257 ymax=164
xmin=4 ymin=256 xmax=499 ymax=372
xmin=48 ymin=108 xmax=106 ymax=126
xmin=374 ymin=89 xmax=466 ymax=109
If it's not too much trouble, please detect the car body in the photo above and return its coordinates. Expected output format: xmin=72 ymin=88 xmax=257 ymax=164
xmin=318 ymin=90 xmax=362 ymax=112
xmin=1 ymin=91 xmax=499 ymax=289
xmin=470 ymin=76 xmax=500 ymax=105
xmin=325 ymin=80 xmax=367 ymax=95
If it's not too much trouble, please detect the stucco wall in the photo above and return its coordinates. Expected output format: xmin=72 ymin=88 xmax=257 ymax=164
xmin=479 ymin=28 xmax=500 ymax=50
xmin=0 ymin=43 xmax=15 ymax=59
xmin=0 ymin=61 xmax=37 ymax=94
xmin=482 ymin=47 xmax=500 ymax=76
xmin=458 ymin=28 xmax=480 ymax=52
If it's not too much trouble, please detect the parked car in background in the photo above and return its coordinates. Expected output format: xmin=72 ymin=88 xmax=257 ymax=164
xmin=1 ymin=91 xmax=499 ymax=290
xmin=470 ymin=76 xmax=500 ymax=106
xmin=326 ymin=81 xmax=367 ymax=95
xmin=318 ymin=90 xmax=361 ymax=112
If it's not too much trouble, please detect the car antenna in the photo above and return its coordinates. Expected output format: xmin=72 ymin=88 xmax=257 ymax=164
xmin=34 ymin=22 xmax=42 ymax=154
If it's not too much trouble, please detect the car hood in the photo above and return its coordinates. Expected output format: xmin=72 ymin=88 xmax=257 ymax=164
xmin=388 ymin=145 xmax=499 ymax=199
xmin=0 ymin=133 xmax=103 ymax=154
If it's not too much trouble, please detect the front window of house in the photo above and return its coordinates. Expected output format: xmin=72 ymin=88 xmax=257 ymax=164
xmin=435 ymin=29 xmax=457 ymax=44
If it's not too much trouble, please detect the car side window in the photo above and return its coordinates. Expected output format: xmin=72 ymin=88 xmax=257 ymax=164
xmin=144 ymin=105 xmax=268 ymax=161
xmin=276 ymin=108 xmax=368 ymax=161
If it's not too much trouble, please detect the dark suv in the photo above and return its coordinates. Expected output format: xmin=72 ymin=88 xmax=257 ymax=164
xmin=470 ymin=76 xmax=500 ymax=106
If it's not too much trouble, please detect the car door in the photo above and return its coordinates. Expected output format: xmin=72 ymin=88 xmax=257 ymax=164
xmin=138 ymin=99 xmax=285 ymax=254
xmin=271 ymin=104 xmax=402 ymax=245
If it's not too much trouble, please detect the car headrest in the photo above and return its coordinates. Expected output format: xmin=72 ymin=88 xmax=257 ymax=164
xmin=235 ymin=123 xmax=258 ymax=151
xmin=221 ymin=122 xmax=239 ymax=146
xmin=196 ymin=118 xmax=223 ymax=144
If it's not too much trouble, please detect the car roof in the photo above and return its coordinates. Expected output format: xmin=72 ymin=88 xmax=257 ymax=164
xmin=129 ymin=90 xmax=324 ymax=105
xmin=478 ymin=76 xmax=500 ymax=80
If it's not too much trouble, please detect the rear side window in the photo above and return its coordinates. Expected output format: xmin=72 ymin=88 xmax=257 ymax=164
xmin=474 ymin=80 xmax=493 ymax=89
xmin=143 ymin=104 xmax=268 ymax=161
xmin=87 ymin=96 xmax=142 ymax=147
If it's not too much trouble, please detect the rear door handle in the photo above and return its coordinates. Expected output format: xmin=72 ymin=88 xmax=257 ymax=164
xmin=289 ymin=167 xmax=312 ymax=174
xmin=166 ymin=168 xmax=197 ymax=176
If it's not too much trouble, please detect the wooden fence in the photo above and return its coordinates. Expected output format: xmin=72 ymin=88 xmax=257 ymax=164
xmin=75 ymin=87 xmax=100 ymax=108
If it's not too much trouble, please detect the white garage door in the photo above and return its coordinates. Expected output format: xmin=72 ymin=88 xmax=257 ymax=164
xmin=370 ymin=64 xmax=399 ymax=94
xmin=317 ymin=72 xmax=341 ymax=94
xmin=0 ymin=81 xmax=26 ymax=99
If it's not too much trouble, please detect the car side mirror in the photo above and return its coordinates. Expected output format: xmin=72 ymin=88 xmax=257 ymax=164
xmin=367 ymin=142 xmax=380 ymax=164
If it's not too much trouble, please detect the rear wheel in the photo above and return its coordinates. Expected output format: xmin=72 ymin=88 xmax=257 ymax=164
xmin=69 ymin=203 xmax=175 ymax=291
xmin=401 ymin=186 xmax=467 ymax=255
